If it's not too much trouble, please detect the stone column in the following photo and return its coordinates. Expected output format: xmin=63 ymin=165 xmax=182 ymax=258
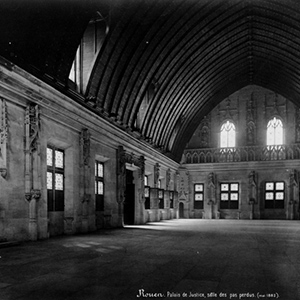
xmin=207 ymin=172 xmax=217 ymax=219
xmin=288 ymin=169 xmax=298 ymax=220
xmin=24 ymin=103 xmax=41 ymax=240
xmin=117 ymin=146 xmax=126 ymax=227
xmin=137 ymin=156 xmax=145 ymax=224
xmin=0 ymin=98 xmax=8 ymax=179
xmin=79 ymin=128 xmax=91 ymax=232
xmin=150 ymin=188 xmax=159 ymax=221
xmin=248 ymin=171 xmax=257 ymax=219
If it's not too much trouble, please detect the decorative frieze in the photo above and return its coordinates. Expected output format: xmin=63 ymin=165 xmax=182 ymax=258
xmin=264 ymin=93 xmax=287 ymax=123
xmin=246 ymin=93 xmax=256 ymax=146
xmin=218 ymin=97 xmax=239 ymax=125
xmin=80 ymin=128 xmax=90 ymax=166
xmin=183 ymin=144 xmax=300 ymax=164
xmin=25 ymin=103 xmax=40 ymax=154
xmin=199 ymin=115 xmax=211 ymax=148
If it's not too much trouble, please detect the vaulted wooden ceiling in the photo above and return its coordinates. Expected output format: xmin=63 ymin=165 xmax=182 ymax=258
xmin=1 ymin=0 xmax=300 ymax=162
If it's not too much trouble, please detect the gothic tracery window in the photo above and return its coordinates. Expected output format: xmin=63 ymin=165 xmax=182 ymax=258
xmin=266 ymin=117 xmax=283 ymax=146
xmin=220 ymin=121 xmax=236 ymax=148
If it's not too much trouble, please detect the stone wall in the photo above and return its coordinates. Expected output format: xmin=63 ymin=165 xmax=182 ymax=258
xmin=0 ymin=63 xmax=179 ymax=242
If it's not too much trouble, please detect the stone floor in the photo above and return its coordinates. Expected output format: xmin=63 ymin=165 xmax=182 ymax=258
xmin=1 ymin=219 xmax=300 ymax=300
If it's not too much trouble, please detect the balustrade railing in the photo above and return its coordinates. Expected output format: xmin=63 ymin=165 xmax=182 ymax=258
xmin=182 ymin=144 xmax=300 ymax=164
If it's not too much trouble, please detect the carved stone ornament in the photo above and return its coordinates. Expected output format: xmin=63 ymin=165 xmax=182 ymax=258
xmin=154 ymin=163 xmax=160 ymax=187
xmin=0 ymin=99 xmax=8 ymax=177
xmin=25 ymin=103 xmax=40 ymax=153
xmin=166 ymin=168 xmax=171 ymax=190
xmin=25 ymin=189 xmax=41 ymax=201
xmin=0 ymin=168 xmax=7 ymax=178
xmin=82 ymin=193 xmax=91 ymax=203
xmin=289 ymin=169 xmax=298 ymax=187
xmin=80 ymin=128 xmax=91 ymax=166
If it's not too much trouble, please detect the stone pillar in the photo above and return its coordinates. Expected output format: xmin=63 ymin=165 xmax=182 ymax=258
xmin=248 ymin=171 xmax=258 ymax=219
xmin=207 ymin=172 xmax=217 ymax=219
xmin=24 ymin=103 xmax=41 ymax=240
xmin=136 ymin=156 xmax=145 ymax=224
xmin=164 ymin=191 xmax=170 ymax=219
xmin=150 ymin=188 xmax=159 ymax=222
xmin=79 ymin=128 xmax=91 ymax=232
xmin=117 ymin=146 xmax=126 ymax=227
xmin=0 ymin=98 xmax=8 ymax=179
xmin=288 ymin=169 xmax=299 ymax=220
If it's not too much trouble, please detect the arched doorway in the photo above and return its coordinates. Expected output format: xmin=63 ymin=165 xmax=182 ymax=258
xmin=179 ymin=202 xmax=184 ymax=218
xmin=124 ymin=169 xmax=135 ymax=225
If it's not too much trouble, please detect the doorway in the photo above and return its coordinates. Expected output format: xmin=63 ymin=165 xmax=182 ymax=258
xmin=179 ymin=202 xmax=184 ymax=218
xmin=124 ymin=169 xmax=135 ymax=225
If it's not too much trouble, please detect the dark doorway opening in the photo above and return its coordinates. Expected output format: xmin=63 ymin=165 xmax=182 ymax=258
xmin=179 ymin=202 xmax=184 ymax=218
xmin=124 ymin=169 xmax=135 ymax=225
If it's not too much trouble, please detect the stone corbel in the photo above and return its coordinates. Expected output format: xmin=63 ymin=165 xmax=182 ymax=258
xmin=0 ymin=168 xmax=7 ymax=178
xmin=82 ymin=194 xmax=91 ymax=203
xmin=25 ymin=189 xmax=41 ymax=201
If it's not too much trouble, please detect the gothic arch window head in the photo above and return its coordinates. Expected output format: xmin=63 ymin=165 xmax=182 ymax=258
xmin=220 ymin=120 xmax=236 ymax=148
xmin=266 ymin=117 xmax=283 ymax=146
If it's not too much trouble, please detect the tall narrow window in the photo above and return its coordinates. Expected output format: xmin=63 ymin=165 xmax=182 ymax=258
xmin=144 ymin=175 xmax=150 ymax=209
xmin=220 ymin=121 xmax=236 ymax=148
xmin=95 ymin=161 xmax=104 ymax=211
xmin=47 ymin=146 xmax=64 ymax=211
xmin=267 ymin=117 xmax=283 ymax=146
xmin=265 ymin=182 xmax=284 ymax=209
xmin=220 ymin=183 xmax=239 ymax=209
xmin=194 ymin=184 xmax=204 ymax=209
xmin=158 ymin=189 xmax=164 ymax=209
xmin=158 ymin=179 xmax=162 ymax=189
xmin=170 ymin=191 xmax=174 ymax=209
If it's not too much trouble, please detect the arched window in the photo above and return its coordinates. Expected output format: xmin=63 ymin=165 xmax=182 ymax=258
xmin=267 ymin=117 xmax=283 ymax=146
xmin=220 ymin=121 xmax=236 ymax=148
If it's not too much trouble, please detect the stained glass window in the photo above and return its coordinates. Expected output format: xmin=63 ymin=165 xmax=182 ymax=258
xmin=47 ymin=148 xmax=53 ymax=166
xmin=231 ymin=183 xmax=238 ymax=191
xmin=231 ymin=193 xmax=238 ymax=201
xmin=195 ymin=194 xmax=203 ymax=201
xmin=267 ymin=117 xmax=283 ymax=146
xmin=221 ymin=184 xmax=229 ymax=191
xmin=265 ymin=181 xmax=284 ymax=209
xmin=55 ymin=173 xmax=64 ymax=190
xmin=95 ymin=161 xmax=104 ymax=211
xmin=195 ymin=184 xmax=203 ymax=192
xmin=47 ymin=146 xmax=64 ymax=212
xmin=144 ymin=175 xmax=149 ymax=186
xmin=221 ymin=193 xmax=229 ymax=201
xmin=220 ymin=182 xmax=239 ymax=209
xmin=145 ymin=187 xmax=150 ymax=198
xmin=194 ymin=183 xmax=204 ymax=209
xmin=55 ymin=150 xmax=64 ymax=168
xmin=276 ymin=182 xmax=284 ymax=190
xmin=220 ymin=121 xmax=236 ymax=148
xmin=47 ymin=172 xmax=52 ymax=189
xmin=276 ymin=192 xmax=284 ymax=200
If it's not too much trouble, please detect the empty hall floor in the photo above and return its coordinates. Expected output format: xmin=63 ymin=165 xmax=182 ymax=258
xmin=1 ymin=219 xmax=300 ymax=300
